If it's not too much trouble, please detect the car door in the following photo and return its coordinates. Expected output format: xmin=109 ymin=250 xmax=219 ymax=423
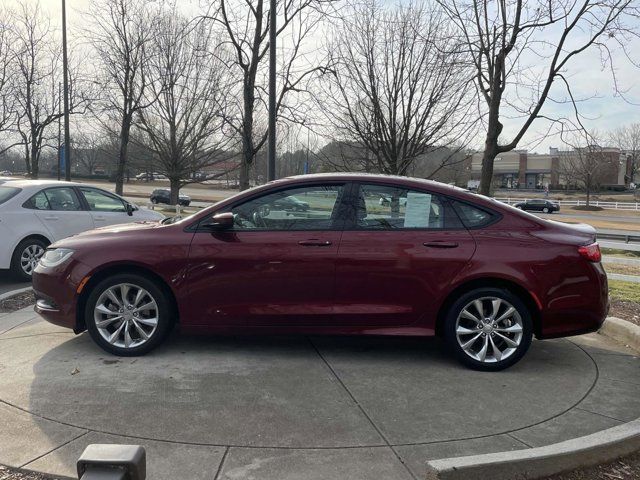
xmin=334 ymin=182 xmax=476 ymax=328
xmin=26 ymin=187 xmax=94 ymax=241
xmin=77 ymin=187 xmax=134 ymax=227
xmin=184 ymin=183 xmax=347 ymax=327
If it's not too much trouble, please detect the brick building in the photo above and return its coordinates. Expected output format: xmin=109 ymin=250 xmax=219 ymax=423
xmin=470 ymin=147 xmax=633 ymax=190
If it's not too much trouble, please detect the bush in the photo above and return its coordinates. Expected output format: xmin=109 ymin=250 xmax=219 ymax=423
xmin=571 ymin=205 xmax=603 ymax=211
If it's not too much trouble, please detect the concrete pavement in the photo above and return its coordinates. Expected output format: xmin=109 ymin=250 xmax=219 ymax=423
xmin=1 ymin=311 xmax=639 ymax=480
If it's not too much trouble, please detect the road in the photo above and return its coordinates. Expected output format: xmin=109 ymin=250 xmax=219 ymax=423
xmin=0 ymin=273 xmax=29 ymax=296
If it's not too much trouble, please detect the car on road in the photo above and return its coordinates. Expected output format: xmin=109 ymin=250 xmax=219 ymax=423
xmin=136 ymin=172 xmax=168 ymax=182
xmin=513 ymin=199 xmax=560 ymax=213
xmin=32 ymin=174 xmax=607 ymax=370
xmin=0 ymin=170 xmax=12 ymax=176
xmin=149 ymin=188 xmax=191 ymax=207
xmin=270 ymin=195 xmax=309 ymax=212
xmin=0 ymin=180 xmax=165 ymax=280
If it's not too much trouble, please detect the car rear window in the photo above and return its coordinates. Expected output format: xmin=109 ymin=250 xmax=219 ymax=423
xmin=0 ymin=186 xmax=20 ymax=205
xmin=451 ymin=200 xmax=496 ymax=228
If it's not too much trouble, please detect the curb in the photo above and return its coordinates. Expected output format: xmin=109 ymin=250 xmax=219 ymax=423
xmin=0 ymin=286 xmax=33 ymax=303
xmin=600 ymin=316 xmax=640 ymax=352
xmin=425 ymin=419 xmax=640 ymax=480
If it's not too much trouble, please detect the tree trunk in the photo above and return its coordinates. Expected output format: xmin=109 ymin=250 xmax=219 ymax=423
xmin=239 ymin=152 xmax=251 ymax=191
xmin=170 ymin=178 xmax=180 ymax=205
xmin=24 ymin=144 xmax=31 ymax=177
xmin=30 ymin=137 xmax=39 ymax=179
xmin=115 ymin=114 xmax=132 ymax=195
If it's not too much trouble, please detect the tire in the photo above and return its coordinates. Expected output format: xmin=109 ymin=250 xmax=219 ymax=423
xmin=84 ymin=273 xmax=173 ymax=356
xmin=543 ymin=207 xmax=549 ymax=213
xmin=151 ymin=198 xmax=158 ymax=204
xmin=443 ymin=287 xmax=533 ymax=371
xmin=11 ymin=237 xmax=48 ymax=281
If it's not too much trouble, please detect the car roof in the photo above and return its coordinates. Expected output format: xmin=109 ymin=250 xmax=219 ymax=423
xmin=2 ymin=179 xmax=88 ymax=189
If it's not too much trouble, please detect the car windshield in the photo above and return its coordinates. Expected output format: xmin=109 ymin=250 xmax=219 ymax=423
xmin=0 ymin=186 xmax=21 ymax=205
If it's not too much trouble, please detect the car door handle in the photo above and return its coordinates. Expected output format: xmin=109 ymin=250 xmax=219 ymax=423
xmin=423 ymin=241 xmax=458 ymax=248
xmin=94 ymin=216 xmax=106 ymax=221
xmin=298 ymin=240 xmax=333 ymax=247
xmin=43 ymin=216 xmax=59 ymax=221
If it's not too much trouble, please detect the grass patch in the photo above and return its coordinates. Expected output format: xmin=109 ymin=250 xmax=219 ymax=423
xmin=571 ymin=205 xmax=604 ymax=211
xmin=609 ymin=280 xmax=640 ymax=303
xmin=601 ymin=248 xmax=640 ymax=258
xmin=605 ymin=264 xmax=640 ymax=276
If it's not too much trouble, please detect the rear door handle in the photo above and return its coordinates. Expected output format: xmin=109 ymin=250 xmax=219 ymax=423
xmin=43 ymin=216 xmax=59 ymax=221
xmin=423 ymin=241 xmax=458 ymax=248
xmin=298 ymin=240 xmax=333 ymax=247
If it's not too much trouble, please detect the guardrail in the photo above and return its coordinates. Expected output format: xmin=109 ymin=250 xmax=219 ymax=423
xmin=495 ymin=198 xmax=640 ymax=211
xmin=597 ymin=232 xmax=640 ymax=244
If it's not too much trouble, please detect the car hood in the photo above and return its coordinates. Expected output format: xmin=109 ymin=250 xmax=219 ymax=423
xmin=51 ymin=221 xmax=166 ymax=249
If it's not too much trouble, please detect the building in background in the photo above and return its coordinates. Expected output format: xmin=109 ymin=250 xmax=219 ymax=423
xmin=470 ymin=147 xmax=632 ymax=190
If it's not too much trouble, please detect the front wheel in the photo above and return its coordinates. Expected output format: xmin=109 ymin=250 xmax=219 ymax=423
xmin=444 ymin=288 xmax=533 ymax=371
xmin=85 ymin=274 xmax=173 ymax=356
xmin=11 ymin=238 xmax=48 ymax=281
xmin=543 ymin=207 xmax=549 ymax=213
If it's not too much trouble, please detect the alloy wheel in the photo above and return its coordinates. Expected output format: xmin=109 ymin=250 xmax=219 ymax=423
xmin=20 ymin=244 xmax=45 ymax=276
xmin=94 ymin=283 xmax=159 ymax=349
xmin=455 ymin=297 xmax=524 ymax=363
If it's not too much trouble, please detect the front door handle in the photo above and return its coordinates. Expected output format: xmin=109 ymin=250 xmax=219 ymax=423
xmin=43 ymin=216 xmax=59 ymax=221
xmin=423 ymin=241 xmax=459 ymax=248
xmin=298 ymin=240 xmax=332 ymax=247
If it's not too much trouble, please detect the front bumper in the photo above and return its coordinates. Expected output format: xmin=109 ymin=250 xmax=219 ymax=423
xmin=32 ymin=259 xmax=91 ymax=332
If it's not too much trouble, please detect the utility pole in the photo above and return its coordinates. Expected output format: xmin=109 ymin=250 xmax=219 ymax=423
xmin=57 ymin=82 xmax=61 ymax=181
xmin=267 ymin=0 xmax=276 ymax=181
xmin=62 ymin=0 xmax=71 ymax=181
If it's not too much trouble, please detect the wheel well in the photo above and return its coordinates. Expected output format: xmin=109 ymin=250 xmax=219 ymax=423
xmin=75 ymin=264 xmax=179 ymax=332
xmin=15 ymin=234 xmax=51 ymax=252
xmin=435 ymin=278 xmax=541 ymax=337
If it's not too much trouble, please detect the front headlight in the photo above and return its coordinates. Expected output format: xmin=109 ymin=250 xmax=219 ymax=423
xmin=39 ymin=248 xmax=74 ymax=268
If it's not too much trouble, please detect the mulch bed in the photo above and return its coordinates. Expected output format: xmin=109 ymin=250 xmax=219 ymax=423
xmin=610 ymin=299 xmax=640 ymax=327
xmin=545 ymin=451 xmax=640 ymax=480
xmin=0 ymin=291 xmax=35 ymax=313
xmin=0 ymin=466 xmax=59 ymax=480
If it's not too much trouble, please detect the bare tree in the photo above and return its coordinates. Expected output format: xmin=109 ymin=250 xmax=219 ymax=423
xmin=438 ymin=0 xmax=639 ymax=195
xmin=137 ymin=12 xmax=233 ymax=204
xmin=204 ymin=0 xmax=332 ymax=190
xmin=0 ymin=6 xmax=18 ymax=154
xmin=87 ymin=0 xmax=157 ymax=194
xmin=319 ymin=0 xmax=476 ymax=177
xmin=559 ymin=131 xmax=607 ymax=207
xmin=74 ymin=131 xmax=104 ymax=175
xmin=610 ymin=123 xmax=640 ymax=185
xmin=10 ymin=1 xmax=89 ymax=178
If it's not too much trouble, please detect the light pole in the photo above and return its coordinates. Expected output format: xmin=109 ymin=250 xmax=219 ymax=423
xmin=267 ymin=0 xmax=276 ymax=181
xmin=62 ymin=0 xmax=71 ymax=181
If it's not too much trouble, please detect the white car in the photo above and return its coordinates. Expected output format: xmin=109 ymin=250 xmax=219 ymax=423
xmin=0 ymin=180 xmax=165 ymax=280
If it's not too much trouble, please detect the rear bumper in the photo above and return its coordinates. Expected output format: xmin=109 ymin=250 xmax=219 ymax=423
xmin=32 ymin=259 xmax=90 ymax=332
xmin=536 ymin=262 xmax=609 ymax=339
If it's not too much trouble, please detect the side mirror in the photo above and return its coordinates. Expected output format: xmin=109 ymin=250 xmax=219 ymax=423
xmin=125 ymin=203 xmax=134 ymax=216
xmin=203 ymin=212 xmax=234 ymax=230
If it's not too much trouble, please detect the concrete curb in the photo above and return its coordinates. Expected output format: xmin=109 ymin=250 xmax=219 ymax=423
xmin=0 ymin=286 xmax=32 ymax=303
xmin=600 ymin=316 xmax=640 ymax=352
xmin=425 ymin=419 xmax=640 ymax=480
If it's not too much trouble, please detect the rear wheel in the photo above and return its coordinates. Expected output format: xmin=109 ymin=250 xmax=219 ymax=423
xmin=444 ymin=287 xmax=533 ymax=371
xmin=543 ymin=207 xmax=549 ymax=213
xmin=85 ymin=273 xmax=173 ymax=356
xmin=11 ymin=238 xmax=48 ymax=281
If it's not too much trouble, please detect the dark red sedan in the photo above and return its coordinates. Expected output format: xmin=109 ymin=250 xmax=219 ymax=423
xmin=32 ymin=174 xmax=608 ymax=370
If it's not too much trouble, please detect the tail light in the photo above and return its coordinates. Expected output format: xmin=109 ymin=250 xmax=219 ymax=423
xmin=578 ymin=242 xmax=601 ymax=262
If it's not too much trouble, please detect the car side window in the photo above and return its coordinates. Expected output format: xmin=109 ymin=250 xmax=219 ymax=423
xmin=44 ymin=187 xmax=83 ymax=211
xmin=23 ymin=190 xmax=51 ymax=210
xmin=451 ymin=201 xmax=495 ymax=228
xmin=229 ymin=184 xmax=345 ymax=231
xmin=80 ymin=187 xmax=126 ymax=212
xmin=353 ymin=184 xmax=461 ymax=230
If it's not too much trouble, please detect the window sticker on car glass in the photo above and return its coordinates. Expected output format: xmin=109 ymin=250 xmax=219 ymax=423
xmin=404 ymin=192 xmax=432 ymax=228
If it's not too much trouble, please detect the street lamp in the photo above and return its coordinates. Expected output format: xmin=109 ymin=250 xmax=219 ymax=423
xmin=62 ymin=0 xmax=71 ymax=181
xmin=267 ymin=0 xmax=276 ymax=181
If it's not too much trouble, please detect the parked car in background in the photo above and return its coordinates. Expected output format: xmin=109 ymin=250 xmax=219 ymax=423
xmin=150 ymin=188 xmax=191 ymax=206
xmin=513 ymin=199 xmax=560 ymax=213
xmin=136 ymin=172 xmax=168 ymax=182
xmin=0 ymin=180 xmax=164 ymax=280
xmin=0 ymin=170 xmax=12 ymax=176
xmin=32 ymin=174 xmax=607 ymax=371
